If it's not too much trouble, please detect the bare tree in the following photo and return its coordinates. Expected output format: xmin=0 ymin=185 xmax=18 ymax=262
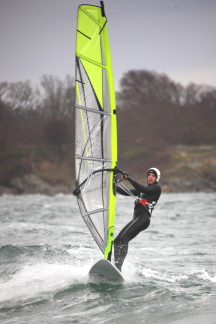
xmin=37 ymin=75 xmax=75 ymax=119
xmin=118 ymin=70 xmax=183 ymax=110
xmin=0 ymin=80 xmax=38 ymax=116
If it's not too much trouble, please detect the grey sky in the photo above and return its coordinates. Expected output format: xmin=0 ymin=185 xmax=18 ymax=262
xmin=0 ymin=0 xmax=216 ymax=90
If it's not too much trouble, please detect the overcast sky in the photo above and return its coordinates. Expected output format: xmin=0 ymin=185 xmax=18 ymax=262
xmin=1 ymin=0 xmax=216 ymax=90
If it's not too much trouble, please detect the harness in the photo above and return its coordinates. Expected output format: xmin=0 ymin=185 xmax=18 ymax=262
xmin=135 ymin=198 xmax=157 ymax=215
xmin=135 ymin=198 xmax=150 ymax=207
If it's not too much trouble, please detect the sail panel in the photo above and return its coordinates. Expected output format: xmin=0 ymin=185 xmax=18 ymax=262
xmin=75 ymin=2 xmax=117 ymax=258
xmin=76 ymin=57 xmax=103 ymax=110
xmin=75 ymin=107 xmax=103 ymax=159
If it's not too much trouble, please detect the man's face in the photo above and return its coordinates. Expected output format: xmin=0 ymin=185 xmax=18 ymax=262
xmin=147 ymin=173 xmax=156 ymax=185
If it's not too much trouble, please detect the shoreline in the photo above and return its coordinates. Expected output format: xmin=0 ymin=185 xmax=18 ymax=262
xmin=0 ymin=174 xmax=215 ymax=196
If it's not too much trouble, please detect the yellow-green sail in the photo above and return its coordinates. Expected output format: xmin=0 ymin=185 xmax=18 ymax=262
xmin=74 ymin=1 xmax=117 ymax=260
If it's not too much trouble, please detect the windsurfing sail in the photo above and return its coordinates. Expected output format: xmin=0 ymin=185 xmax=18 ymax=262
xmin=74 ymin=1 xmax=117 ymax=260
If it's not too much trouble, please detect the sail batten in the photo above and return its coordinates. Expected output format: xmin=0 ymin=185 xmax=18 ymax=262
xmin=77 ymin=52 xmax=108 ymax=69
xmin=75 ymin=104 xmax=111 ymax=116
xmin=82 ymin=208 xmax=109 ymax=217
xmin=75 ymin=156 xmax=111 ymax=163
xmin=74 ymin=2 xmax=117 ymax=259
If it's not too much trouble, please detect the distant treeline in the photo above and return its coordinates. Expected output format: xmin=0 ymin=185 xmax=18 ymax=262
xmin=117 ymin=70 xmax=216 ymax=150
xmin=1 ymin=70 xmax=216 ymax=184
xmin=0 ymin=75 xmax=75 ymax=152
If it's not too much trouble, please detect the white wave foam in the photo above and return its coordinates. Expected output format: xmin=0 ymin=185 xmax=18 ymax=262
xmin=137 ymin=266 xmax=216 ymax=284
xmin=140 ymin=267 xmax=188 ymax=283
xmin=193 ymin=268 xmax=216 ymax=282
xmin=0 ymin=262 xmax=90 ymax=303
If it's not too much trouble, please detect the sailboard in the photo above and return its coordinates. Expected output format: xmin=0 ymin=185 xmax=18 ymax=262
xmin=89 ymin=259 xmax=124 ymax=281
xmin=74 ymin=1 xmax=123 ymax=281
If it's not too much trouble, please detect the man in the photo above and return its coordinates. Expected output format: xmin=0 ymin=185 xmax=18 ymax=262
xmin=114 ymin=168 xmax=161 ymax=272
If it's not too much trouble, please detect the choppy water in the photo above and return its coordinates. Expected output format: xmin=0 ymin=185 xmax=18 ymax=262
xmin=0 ymin=192 xmax=216 ymax=324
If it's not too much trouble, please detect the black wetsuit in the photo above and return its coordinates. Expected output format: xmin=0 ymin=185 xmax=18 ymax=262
xmin=114 ymin=176 xmax=161 ymax=271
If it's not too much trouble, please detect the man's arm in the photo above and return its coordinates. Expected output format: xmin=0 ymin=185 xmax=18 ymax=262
xmin=126 ymin=176 xmax=160 ymax=194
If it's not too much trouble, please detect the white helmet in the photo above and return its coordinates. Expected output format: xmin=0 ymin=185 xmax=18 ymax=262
xmin=147 ymin=167 xmax=160 ymax=182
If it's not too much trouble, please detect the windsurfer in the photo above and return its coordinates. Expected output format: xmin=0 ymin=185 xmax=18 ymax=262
xmin=113 ymin=168 xmax=161 ymax=272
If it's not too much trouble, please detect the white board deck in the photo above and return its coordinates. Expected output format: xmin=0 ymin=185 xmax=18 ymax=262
xmin=89 ymin=259 xmax=124 ymax=282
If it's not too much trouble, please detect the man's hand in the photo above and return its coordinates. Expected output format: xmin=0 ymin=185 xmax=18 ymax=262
xmin=121 ymin=171 xmax=128 ymax=179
